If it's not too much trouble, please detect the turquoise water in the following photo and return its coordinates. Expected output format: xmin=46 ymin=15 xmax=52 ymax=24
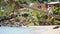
xmin=0 ymin=27 xmax=46 ymax=34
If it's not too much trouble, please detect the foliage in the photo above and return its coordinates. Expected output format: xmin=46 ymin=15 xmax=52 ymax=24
xmin=0 ymin=0 xmax=60 ymax=26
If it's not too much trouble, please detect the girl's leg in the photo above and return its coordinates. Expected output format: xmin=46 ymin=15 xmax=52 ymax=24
xmin=47 ymin=13 xmax=51 ymax=24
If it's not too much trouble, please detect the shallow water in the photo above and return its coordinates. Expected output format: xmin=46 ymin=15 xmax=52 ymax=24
xmin=0 ymin=27 xmax=45 ymax=34
xmin=0 ymin=26 xmax=60 ymax=34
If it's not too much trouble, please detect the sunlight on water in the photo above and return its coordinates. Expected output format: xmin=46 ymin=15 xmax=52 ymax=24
xmin=0 ymin=27 xmax=46 ymax=34
xmin=0 ymin=26 xmax=60 ymax=34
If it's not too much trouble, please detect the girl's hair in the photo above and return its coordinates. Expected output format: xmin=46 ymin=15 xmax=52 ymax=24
xmin=49 ymin=5 xmax=51 ymax=7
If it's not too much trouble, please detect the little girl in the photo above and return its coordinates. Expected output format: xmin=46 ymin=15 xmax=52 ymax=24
xmin=47 ymin=5 xmax=53 ymax=24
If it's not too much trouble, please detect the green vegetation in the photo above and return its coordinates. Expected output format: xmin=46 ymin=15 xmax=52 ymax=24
xmin=0 ymin=0 xmax=60 ymax=26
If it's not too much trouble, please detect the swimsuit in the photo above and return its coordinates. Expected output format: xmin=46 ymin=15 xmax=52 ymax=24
xmin=48 ymin=7 xmax=53 ymax=15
